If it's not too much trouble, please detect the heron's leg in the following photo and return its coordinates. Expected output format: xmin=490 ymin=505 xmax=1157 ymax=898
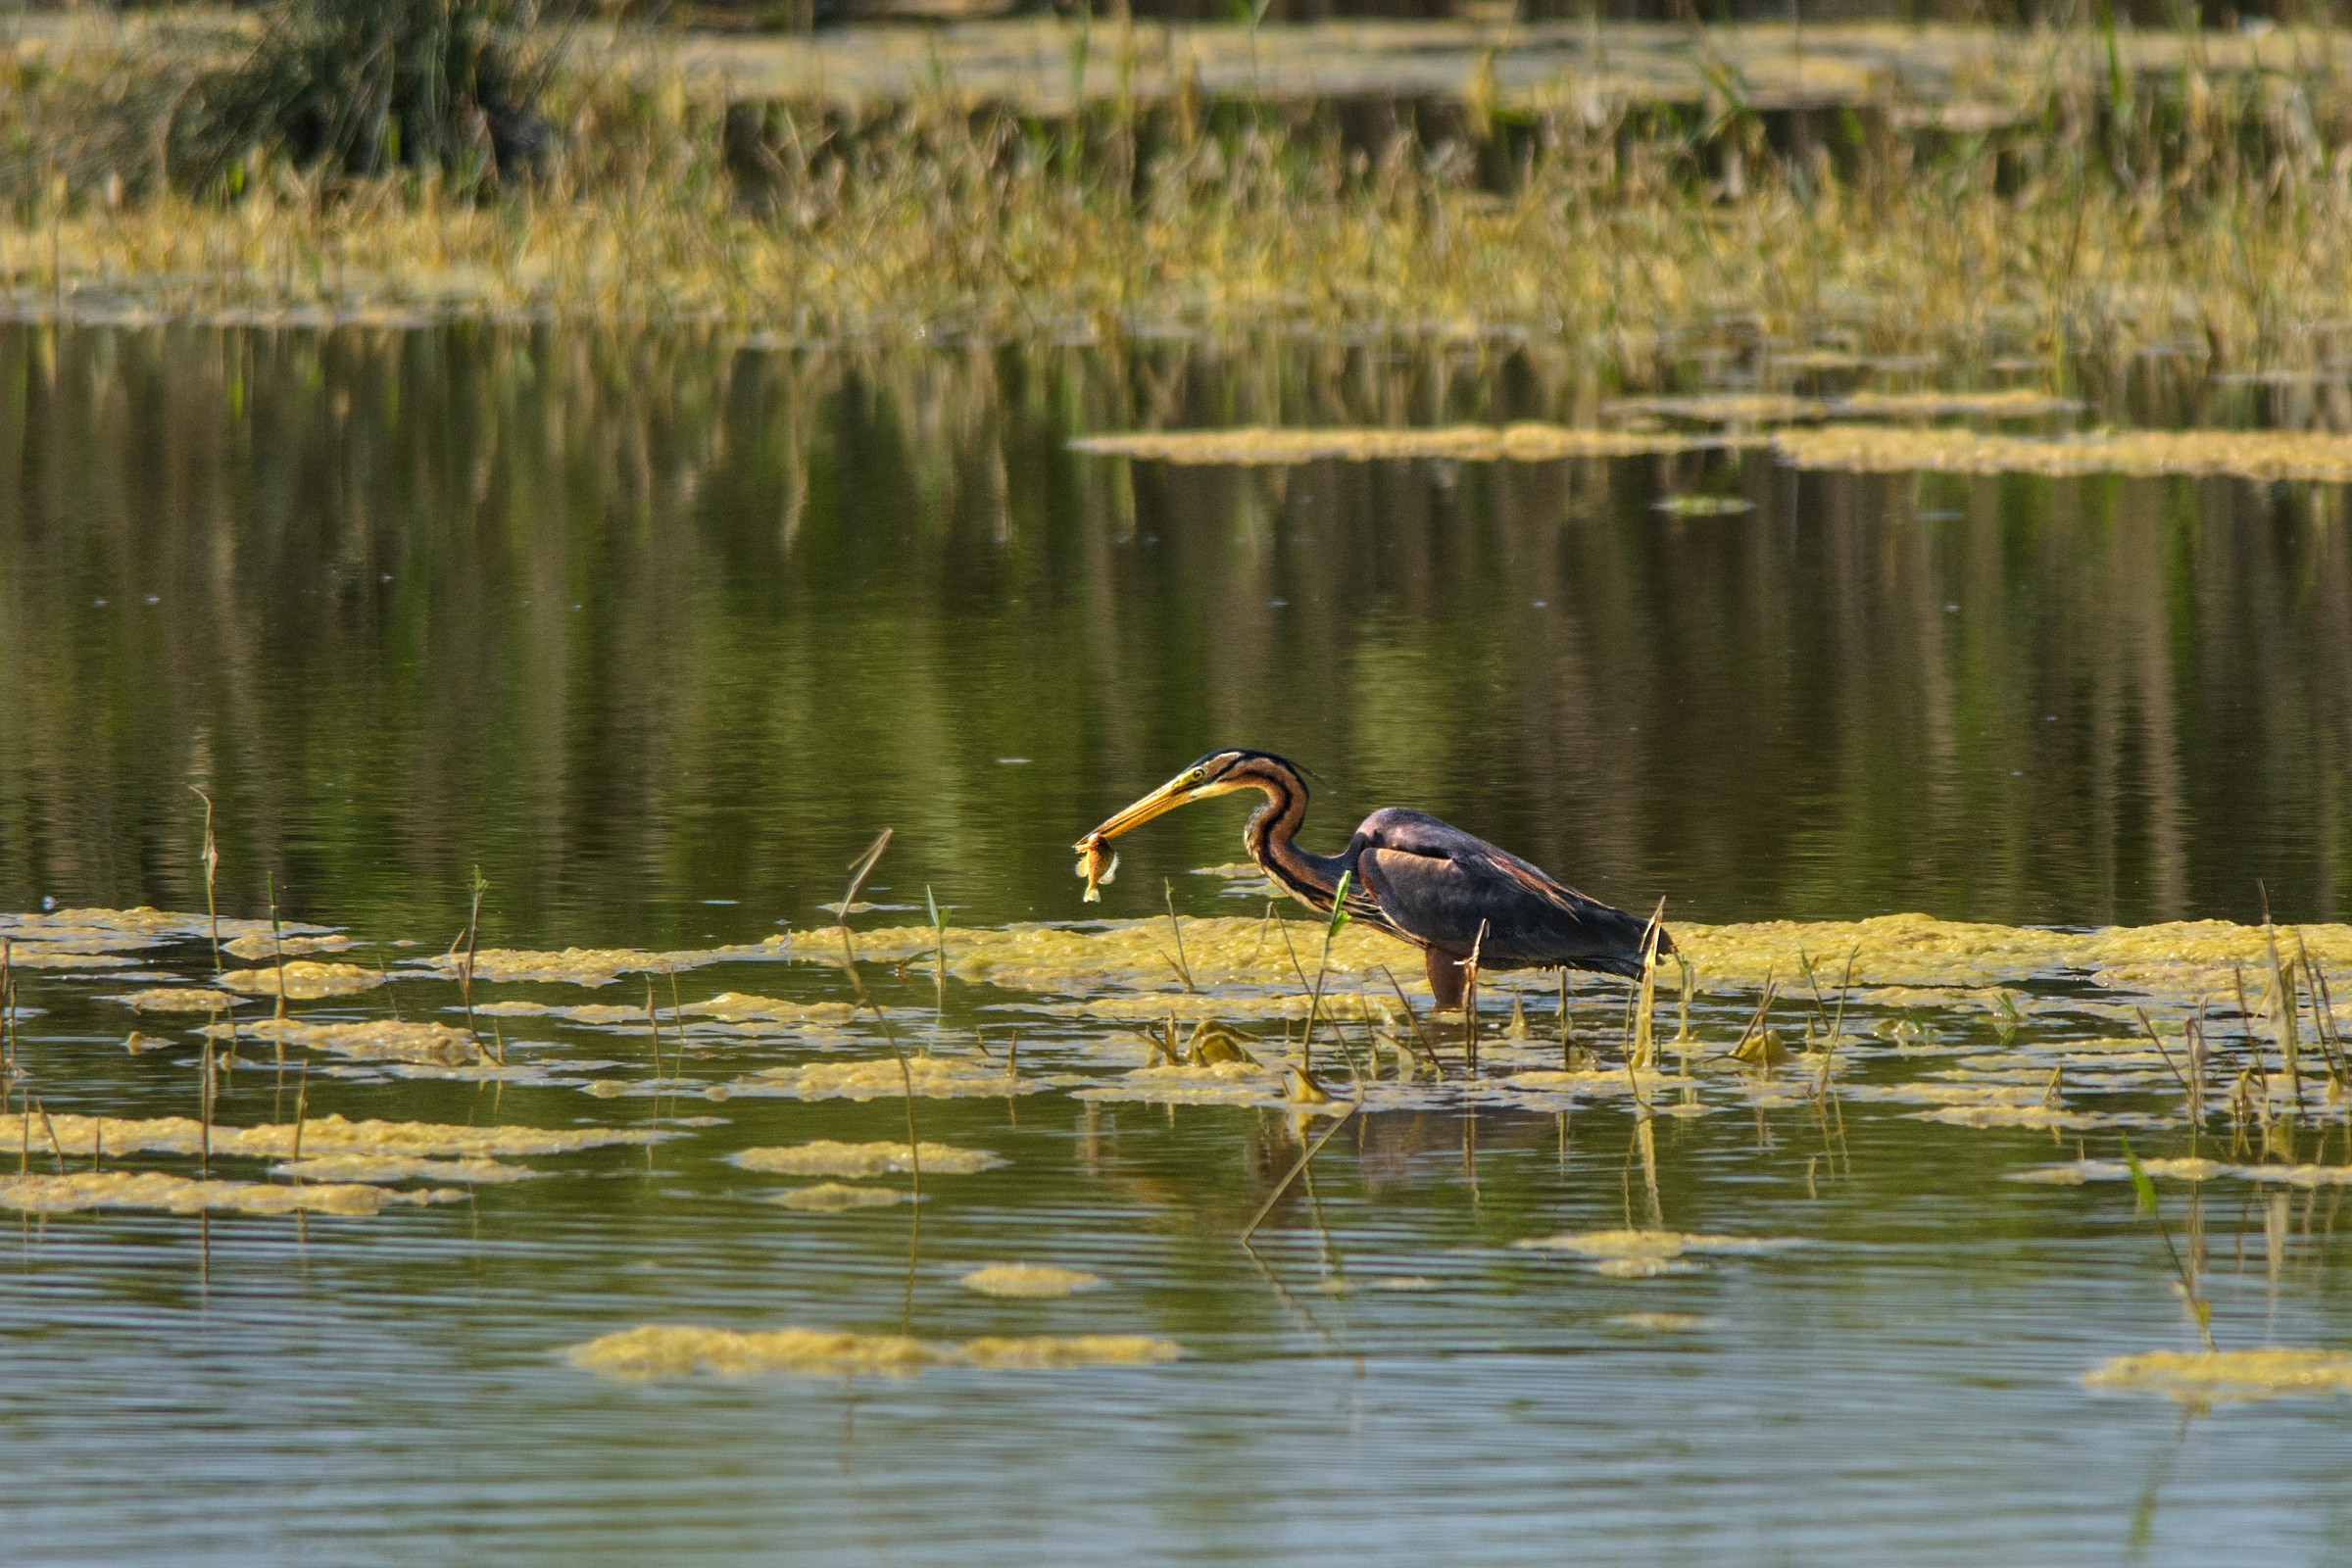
xmin=1424 ymin=947 xmax=1466 ymax=1012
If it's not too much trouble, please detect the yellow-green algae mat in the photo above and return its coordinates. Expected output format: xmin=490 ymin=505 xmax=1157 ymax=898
xmin=1069 ymin=421 xmax=2352 ymax=482
xmin=2084 ymin=1350 xmax=2352 ymax=1404
xmin=0 ymin=1112 xmax=654 ymax=1160
xmin=568 ymin=1326 xmax=1181 ymax=1379
xmin=0 ymin=1171 xmax=464 ymax=1216
xmin=729 ymin=1141 xmax=1005 ymax=1177
xmin=958 ymin=1264 xmax=1103 ymax=1298
xmin=827 ymin=912 xmax=2352 ymax=1006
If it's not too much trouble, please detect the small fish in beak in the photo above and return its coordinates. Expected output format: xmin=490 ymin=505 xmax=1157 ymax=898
xmin=1076 ymin=834 xmax=1119 ymax=903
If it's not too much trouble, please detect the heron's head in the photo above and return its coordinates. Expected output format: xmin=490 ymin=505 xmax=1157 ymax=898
xmin=1078 ymin=750 xmax=1304 ymax=848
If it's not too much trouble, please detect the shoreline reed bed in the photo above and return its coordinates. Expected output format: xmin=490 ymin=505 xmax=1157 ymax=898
xmin=9 ymin=26 xmax=2352 ymax=373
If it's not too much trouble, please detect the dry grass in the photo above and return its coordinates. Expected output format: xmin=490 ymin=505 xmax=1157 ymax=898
xmin=9 ymin=23 xmax=2352 ymax=374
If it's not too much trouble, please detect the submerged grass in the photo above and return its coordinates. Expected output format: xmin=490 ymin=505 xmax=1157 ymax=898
xmin=12 ymin=24 xmax=2352 ymax=374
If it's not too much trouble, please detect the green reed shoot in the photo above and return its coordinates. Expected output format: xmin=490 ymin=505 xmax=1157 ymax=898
xmin=2121 ymin=1134 xmax=2214 ymax=1350
xmin=925 ymin=884 xmax=949 ymax=1004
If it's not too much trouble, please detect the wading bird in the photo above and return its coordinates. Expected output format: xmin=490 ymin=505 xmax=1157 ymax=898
xmin=1076 ymin=750 xmax=1668 ymax=1010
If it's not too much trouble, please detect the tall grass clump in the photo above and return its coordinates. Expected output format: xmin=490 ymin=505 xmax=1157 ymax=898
xmin=170 ymin=0 xmax=565 ymax=193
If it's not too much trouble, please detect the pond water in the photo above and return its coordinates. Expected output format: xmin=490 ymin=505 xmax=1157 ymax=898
xmin=2 ymin=322 xmax=2351 ymax=1566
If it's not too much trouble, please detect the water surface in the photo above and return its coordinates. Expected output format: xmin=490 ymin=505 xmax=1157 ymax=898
xmin=2 ymin=323 xmax=2350 ymax=1566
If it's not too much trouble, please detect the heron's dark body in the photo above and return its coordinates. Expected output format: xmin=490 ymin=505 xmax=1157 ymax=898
xmin=1228 ymin=756 xmax=1668 ymax=1009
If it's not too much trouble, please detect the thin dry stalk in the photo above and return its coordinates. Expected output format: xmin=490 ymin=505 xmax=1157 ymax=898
xmin=1160 ymin=879 xmax=1197 ymax=994
xmin=461 ymin=865 xmax=488 ymax=1045
xmin=1375 ymin=964 xmax=1443 ymax=1079
xmin=645 ymin=974 xmax=662 ymax=1084
xmin=34 ymin=1098 xmax=64 ymax=1175
xmin=2266 ymin=926 xmax=2307 ymax=1115
xmin=1241 ymin=1100 xmax=1360 ymax=1244
xmin=198 ymin=1039 xmax=214 ymax=1177
xmin=835 ymin=829 xmax=921 ymax=1212
xmin=188 ymin=785 xmax=221 ymax=974
xmin=291 ymin=1059 xmax=309 ymax=1164
xmin=267 ymin=869 xmax=288 ymax=1025
xmin=1464 ymin=918 xmax=1488 ymax=1075
xmin=1 ymin=938 xmax=14 ymax=1104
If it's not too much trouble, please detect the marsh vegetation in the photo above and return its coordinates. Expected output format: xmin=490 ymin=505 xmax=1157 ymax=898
xmin=12 ymin=13 xmax=2352 ymax=376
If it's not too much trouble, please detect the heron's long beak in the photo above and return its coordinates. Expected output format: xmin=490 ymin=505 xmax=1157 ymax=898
xmin=1078 ymin=778 xmax=1204 ymax=849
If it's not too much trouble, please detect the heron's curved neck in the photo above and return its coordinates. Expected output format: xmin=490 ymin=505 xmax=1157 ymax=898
xmin=1242 ymin=769 xmax=1347 ymax=910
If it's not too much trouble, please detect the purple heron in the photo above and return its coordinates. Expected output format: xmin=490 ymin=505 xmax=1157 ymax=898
xmin=1078 ymin=750 xmax=1668 ymax=1010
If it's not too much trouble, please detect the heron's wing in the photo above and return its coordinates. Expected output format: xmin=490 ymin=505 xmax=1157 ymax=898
xmin=1351 ymin=810 xmax=1659 ymax=977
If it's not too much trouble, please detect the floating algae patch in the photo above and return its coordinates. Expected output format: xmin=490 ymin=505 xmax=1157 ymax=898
xmin=1673 ymin=914 xmax=2352 ymax=996
xmin=0 ymin=1111 xmax=654 ymax=1160
xmin=271 ymin=1154 xmax=539 ymax=1184
xmin=732 ymin=1056 xmax=1047 ymax=1102
xmin=567 ymin=1325 xmax=1180 ymax=1380
xmin=207 ymin=1017 xmax=481 ymax=1064
xmin=1515 ymin=1230 xmax=1801 ymax=1278
xmin=466 ymin=1000 xmax=654 ymax=1026
xmin=1774 ymin=423 xmax=2352 ymax=481
xmin=2241 ymin=1164 xmax=2352 ymax=1188
xmin=0 ymin=1170 xmax=462 ymax=1217
xmin=1650 ymin=494 xmax=1755 ymax=515
xmin=107 ymin=988 xmax=233 ymax=1013
xmin=769 ymin=1184 xmax=905 ymax=1211
xmin=1841 ymin=1081 xmax=2049 ymax=1108
xmin=2009 ymin=1158 xmax=2230 ymax=1185
xmin=681 ymin=993 xmax=859 ymax=1026
xmin=673 ymin=993 xmax=867 ymax=1044
xmin=217 ymin=961 xmax=383 ymax=1000
xmin=220 ymin=933 xmax=356 ymax=960
xmin=3 ymin=949 xmax=137 ymax=969
xmin=731 ymin=1141 xmax=1005 ymax=1177
xmin=1071 ymin=1061 xmax=1302 ymax=1109
xmin=959 ymin=1264 xmax=1102 ymax=1299
xmin=1836 ymin=388 xmax=2075 ymax=419
xmin=1 ymin=906 xmax=323 ymax=944
xmin=1606 ymin=393 xmax=1829 ymax=424
xmin=2084 ymin=1349 xmax=2352 ymax=1403
xmin=1067 ymin=423 xmax=1720 ymax=466
xmin=837 ymin=917 xmax=1414 ymax=1001
xmin=840 ymin=914 xmax=2352 ymax=1010
xmin=1500 ymin=1067 xmax=1688 ymax=1098
xmin=1916 ymin=1104 xmax=2162 ymax=1132
xmin=1608 ymin=1313 xmax=1713 ymax=1332
xmin=414 ymin=939 xmax=789 ymax=988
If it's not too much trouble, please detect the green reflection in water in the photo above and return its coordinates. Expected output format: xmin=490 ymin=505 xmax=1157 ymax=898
xmin=1 ymin=323 xmax=2347 ymax=949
